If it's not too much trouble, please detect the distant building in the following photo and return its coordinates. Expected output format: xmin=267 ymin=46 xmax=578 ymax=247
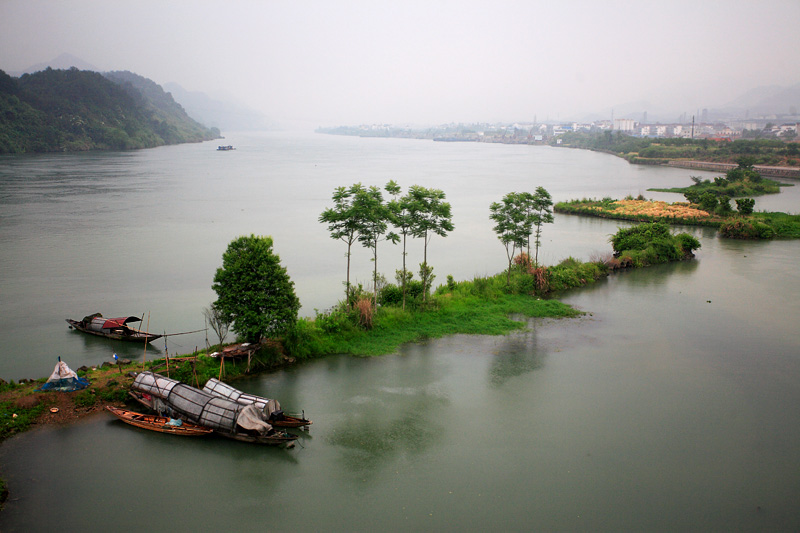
xmin=614 ymin=118 xmax=636 ymax=132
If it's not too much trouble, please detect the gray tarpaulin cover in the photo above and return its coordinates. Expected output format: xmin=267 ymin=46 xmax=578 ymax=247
xmin=131 ymin=371 xmax=272 ymax=433
xmin=236 ymin=404 xmax=273 ymax=434
xmin=203 ymin=378 xmax=282 ymax=416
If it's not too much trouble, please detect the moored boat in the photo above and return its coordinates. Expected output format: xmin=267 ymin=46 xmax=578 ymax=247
xmin=202 ymin=377 xmax=312 ymax=428
xmin=130 ymin=372 xmax=298 ymax=448
xmin=66 ymin=313 xmax=162 ymax=343
xmin=105 ymin=405 xmax=213 ymax=436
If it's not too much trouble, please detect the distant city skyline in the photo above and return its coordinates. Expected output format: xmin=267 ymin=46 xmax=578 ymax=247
xmin=2 ymin=0 xmax=799 ymax=127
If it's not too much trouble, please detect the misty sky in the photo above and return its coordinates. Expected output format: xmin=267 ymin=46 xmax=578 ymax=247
xmin=1 ymin=0 xmax=799 ymax=125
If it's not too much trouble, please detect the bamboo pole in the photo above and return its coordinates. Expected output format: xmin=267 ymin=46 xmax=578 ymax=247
xmin=141 ymin=312 xmax=150 ymax=371
xmin=164 ymin=331 xmax=170 ymax=378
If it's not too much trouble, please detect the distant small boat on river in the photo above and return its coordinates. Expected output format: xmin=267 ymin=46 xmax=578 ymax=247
xmin=66 ymin=313 xmax=162 ymax=343
xmin=105 ymin=405 xmax=214 ymax=437
xmin=217 ymin=145 xmax=235 ymax=151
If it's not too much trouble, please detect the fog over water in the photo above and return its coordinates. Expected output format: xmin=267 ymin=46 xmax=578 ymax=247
xmin=2 ymin=1 xmax=799 ymax=125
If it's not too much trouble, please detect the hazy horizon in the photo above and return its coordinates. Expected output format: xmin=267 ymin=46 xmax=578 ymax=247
xmin=1 ymin=0 xmax=799 ymax=126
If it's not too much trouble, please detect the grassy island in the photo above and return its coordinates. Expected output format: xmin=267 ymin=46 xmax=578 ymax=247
xmin=556 ymin=197 xmax=800 ymax=239
xmin=647 ymin=159 xmax=789 ymax=200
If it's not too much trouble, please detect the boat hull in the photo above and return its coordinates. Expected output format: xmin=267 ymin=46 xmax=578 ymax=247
xmin=105 ymin=405 xmax=213 ymax=436
xmin=67 ymin=319 xmax=162 ymax=343
xmin=128 ymin=389 xmax=298 ymax=447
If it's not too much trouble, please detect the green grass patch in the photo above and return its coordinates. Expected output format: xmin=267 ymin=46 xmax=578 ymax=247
xmin=284 ymin=288 xmax=580 ymax=359
xmin=0 ymin=397 xmax=48 ymax=441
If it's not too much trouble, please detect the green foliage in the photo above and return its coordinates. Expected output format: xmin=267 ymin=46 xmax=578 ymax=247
xmin=610 ymin=222 xmax=699 ymax=265
xmin=0 ymin=399 xmax=47 ymax=441
xmin=0 ymin=68 xmax=217 ymax=154
xmin=735 ymin=198 xmax=755 ymax=215
xmin=212 ymin=235 xmax=300 ymax=343
xmin=553 ymin=131 xmax=795 ymax=167
xmin=73 ymin=390 xmax=97 ymax=408
xmin=651 ymin=164 xmax=781 ymax=199
xmin=755 ymin=212 xmax=800 ymax=238
xmin=320 ymin=183 xmax=368 ymax=300
xmin=285 ymin=283 xmax=580 ymax=359
xmin=716 ymin=195 xmax=733 ymax=215
xmin=490 ymin=192 xmax=532 ymax=285
xmin=699 ymin=192 xmax=718 ymax=212
xmin=718 ymin=219 xmax=776 ymax=240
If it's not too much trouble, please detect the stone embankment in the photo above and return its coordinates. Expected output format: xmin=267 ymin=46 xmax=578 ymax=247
xmin=667 ymin=160 xmax=800 ymax=179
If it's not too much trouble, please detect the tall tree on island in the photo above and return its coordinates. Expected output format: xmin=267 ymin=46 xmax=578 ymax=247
xmin=530 ymin=186 xmax=554 ymax=266
xmin=212 ymin=235 xmax=300 ymax=343
xmin=319 ymin=183 xmax=367 ymax=303
xmin=490 ymin=192 xmax=529 ymax=286
xmin=406 ymin=185 xmax=454 ymax=304
xmin=385 ymin=180 xmax=414 ymax=310
xmin=355 ymin=185 xmax=399 ymax=307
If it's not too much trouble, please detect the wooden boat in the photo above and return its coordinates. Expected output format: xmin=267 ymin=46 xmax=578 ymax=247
xmin=66 ymin=313 xmax=162 ymax=343
xmin=129 ymin=372 xmax=299 ymax=448
xmin=105 ymin=405 xmax=213 ymax=436
xmin=128 ymin=390 xmax=298 ymax=447
xmin=202 ymin=377 xmax=312 ymax=428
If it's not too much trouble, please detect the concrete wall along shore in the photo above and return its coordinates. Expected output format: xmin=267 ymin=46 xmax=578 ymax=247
xmin=667 ymin=160 xmax=800 ymax=179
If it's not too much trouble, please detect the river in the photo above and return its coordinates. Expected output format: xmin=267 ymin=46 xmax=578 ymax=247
xmin=0 ymin=132 xmax=798 ymax=531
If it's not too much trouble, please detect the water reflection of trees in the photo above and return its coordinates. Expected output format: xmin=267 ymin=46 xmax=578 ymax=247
xmin=326 ymin=345 xmax=448 ymax=477
xmin=488 ymin=323 xmax=545 ymax=387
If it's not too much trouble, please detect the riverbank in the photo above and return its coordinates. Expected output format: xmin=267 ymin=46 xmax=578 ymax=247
xmin=317 ymin=128 xmax=800 ymax=179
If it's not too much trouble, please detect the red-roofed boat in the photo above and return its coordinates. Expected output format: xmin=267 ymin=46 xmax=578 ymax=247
xmin=66 ymin=312 xmax=162 ymax=343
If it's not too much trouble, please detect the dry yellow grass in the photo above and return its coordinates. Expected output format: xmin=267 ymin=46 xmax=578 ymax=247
xmin=588 ymin=200 xmax=712 ymax=219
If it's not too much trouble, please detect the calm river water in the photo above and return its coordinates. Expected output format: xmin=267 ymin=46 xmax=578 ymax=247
xmin=0 ymin=132 xmax=798 ymax=531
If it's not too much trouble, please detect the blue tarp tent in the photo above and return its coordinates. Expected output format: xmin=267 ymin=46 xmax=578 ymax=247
xmin=37 ymin=359 xmax=90 ymax=392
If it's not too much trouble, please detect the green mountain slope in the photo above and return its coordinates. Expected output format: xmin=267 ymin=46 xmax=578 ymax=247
xmin=0 ymin=67 xmax=219 ymax=153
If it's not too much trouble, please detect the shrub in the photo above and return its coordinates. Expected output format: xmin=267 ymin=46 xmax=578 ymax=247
xmin=610 ymin=222 xmax=671 ymax=254
xmin=716 ymin=195 xmax=732 ymax=215
xmin=735 ymin=198 xmax=755 ymax=215
xmin=718 ymin=219 xmax=776 ymax=240
xmin=699 ymin=192 xmax=718 ymax=212
xmin=675 ymin=233 xmax=701 ymax=255
xmin=314 ymin=307 xmax=353 ymax=334
xmin=378 ymin=283 xmax=403 ymax=306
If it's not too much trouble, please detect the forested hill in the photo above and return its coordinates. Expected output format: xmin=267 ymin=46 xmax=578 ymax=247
xmin=0 ymin=67 xmax=220 ymax=153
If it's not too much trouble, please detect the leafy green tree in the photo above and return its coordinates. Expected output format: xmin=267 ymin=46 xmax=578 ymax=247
xmin=699 ymin=192 xmax=718 ymax=212
xmin=355 ymin=185 xmax=399 ymax=306
xmin=716 ymin=194 xmax=732 ymax=215
xmin=320 ymin=183 xmax=367 ymax=301
xmin=406 ymin=186 xmax=454 ymax=303
xmin=530 ymin=186 xmax=554 ymax=265
xmin=212 ymin=235 xmax=300 ymax=343
xmin=490 ymin=192 xmax=530 ymax=286
xmin=386 ymin=180 xmax=414 ymax=309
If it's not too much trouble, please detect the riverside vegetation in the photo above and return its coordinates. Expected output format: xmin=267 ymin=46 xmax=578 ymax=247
xmin=556 ymin=161 xmax=800 ymax=240
xmin=0 ymin=193 xmax=701 ymax=449
xmin=551 ymin=131 xmax=800 ymax=167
